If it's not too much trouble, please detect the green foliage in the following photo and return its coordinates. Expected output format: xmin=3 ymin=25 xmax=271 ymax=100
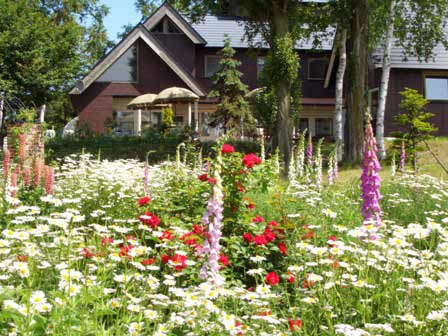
xmin=208 ymin=35 xmax=253 ymax=134
xmin=16 ymin=108 xmax=37 ymax=123
xmin=395 ymin=87 xmax=438 ymax=172
xmin=162 ymin=106 xmax=174 ymax=128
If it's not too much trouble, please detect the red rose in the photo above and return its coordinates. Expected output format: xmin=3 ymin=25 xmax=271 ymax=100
xmin=198 ymin=173 xmax=208 ymax=181
xmin=278 ymin=242 xmax=287 ymax=255
xmin=193 ymin=225 xmax=204 ymax=234
xmin=265 ymin=272 xmax=280 ymax=286
xmin=288 ymin=318 xmax=302 ymax=331
xmin=252 ymin=216 xmax=264 ymax=223
xmin=263 ymin=227 xmax=276 ymax=242
xmin=221 ymin=144 xmax=235 ymax=154
xmin=138 ymin=196 xmax=151 ymax=206
xmin=170 ymin=254 xmax=187 ymax=271
xmin=253 ymin=234 xmax=268 ymax=246
xmin=141 ymin=258 xmax=156 ymax=265
xmin=139 ymin=212 xmax=160 ymax=228
xmin=243 ymin=232 xmax=253 ymax=243
xmin=218 ymin=253 xmax=229 ymax=266
xmin=242 ymin=153 xmax=262 ymax=168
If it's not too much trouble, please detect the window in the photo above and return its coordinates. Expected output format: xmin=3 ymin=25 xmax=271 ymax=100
xmin=298 ymin=118 xmax=309 ymax=132
xmin=308 ymin=58 xmax=328 ymax=80
xmin=150 ymin=17 xmax=181 ymax=34
xmin=257 ymin=57 xmax=265 ymax=78
xmin=425 ymin=77 xmax=448 ymax=100
xmin=315 ymin=118 xmax=333 ymax=137
xmin=205 ymin=56 xmax=221 ymax=78
xmin=98 ymin=44 xmax=137 ymax=83
xmin=142 ymin=111 xmax=162 ymax=130
xmin=113 ymin=111 xmax=135 ymax=135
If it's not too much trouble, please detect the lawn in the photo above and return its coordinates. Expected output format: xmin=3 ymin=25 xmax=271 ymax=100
xmin=0 ymin=139 xmax=448 ymax=335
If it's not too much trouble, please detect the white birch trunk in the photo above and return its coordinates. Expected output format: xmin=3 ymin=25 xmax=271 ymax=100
xmin=335 ymin=29 xmax=347 ymax=162
xmin=376 ymin=0 xmax=396 ymax=160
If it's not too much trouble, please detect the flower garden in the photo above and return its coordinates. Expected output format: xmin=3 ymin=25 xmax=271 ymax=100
xmin=1 ymin=131 xmax=448 ymax=335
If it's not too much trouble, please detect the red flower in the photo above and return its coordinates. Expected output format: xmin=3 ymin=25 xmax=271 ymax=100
xmin=236 ymin=181 xmax=245 ymax=192
xmin=161 ymin=254 xmax=170 ymax=264
xmin=119 ymin=245 xmax=134 ymax=257
xmin=278 ymin=243 xmax=287 ymax=255
xmin=170 ymin=254 xmax=187 ymax=271
xmin=252 ymin=216 xmax=264 ymax=223
xmin=139 ymin=212 xmax=160 ymax=228
xmin=141 ymin=258 xmax=156 ymax=265
xmin=193 ymin=225 xmax=204 ymax=235
xmin=246 ymin=203 xmax=255 ymax=210
xmin=303 ymin=230 xmax=314 ymax=239
xmin=160 ymin=230 xmax=174 ymax=241
xmin=219 ymin=253 xmax=229 ymax=266
xmin=253 ymin=234 xmax=267 ymax=246
xmin=198 ymin=173 xmax=208 ymax=181
xmin=263 ymin=227 xmax=276 ymax=242
xmin=101 ymin=237 xmax=114 ymax=246
xmin=288 ymin=318 xmax=302 ymax=331
xmin=138 ymin=196 xmax=151 ymax=206
xmin=221 ymin=144 xmax=235 ymax=154
xmin=265 ymin=272 xmax=280 ymax=286
xmin=243 ymin=232 xmax=253 ymax=243
xmin=267 ymin=220 xmax=279 ymax=227
xmin=207 ymin=177 xmax=217 ymax=184
xmin=15 ymin=255 xmax=27 ymax=262
xmin=328 ymin=235 xmax=337 ymax=246
xmin=82 ymin=248 xmax=95 ymax=258
xmin=288 ymin=272 xmax=295 ymax=283
xmin=242 ymin=153 xmax=262 ymax=168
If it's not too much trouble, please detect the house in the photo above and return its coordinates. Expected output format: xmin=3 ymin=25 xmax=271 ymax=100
xmin=69 ymin=2 xmax=448 ymax=138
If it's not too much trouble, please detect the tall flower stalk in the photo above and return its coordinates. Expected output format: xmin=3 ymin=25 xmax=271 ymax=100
xmin=288 ymin=146 xmax=296 ymax=181
xmin=399 ymin=141 xmax=406 ymax=173
xmin=200 ymin=150 xmax=224 ymax=285
xmin=360 ymin=122 xmax=382 ymax=229
xmin=391 ymin=151 xmax=396 ymax=177
xmin=314 ymin=138 xmax=324 ymax=190
xmin=295 ymin=130 xmax=306 ymax=178
xmin=327 ymin=146 xmax=338 ymax=185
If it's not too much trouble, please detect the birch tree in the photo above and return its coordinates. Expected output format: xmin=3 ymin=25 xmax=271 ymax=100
xmin=376 ymin=0 xmax=396 ymax=160
xmin=334 ymin=29 xmax=347 ymax=162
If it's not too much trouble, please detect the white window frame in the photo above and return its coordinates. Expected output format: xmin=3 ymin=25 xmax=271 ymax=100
xmin=424 ymin=76 xmax=448 ymax=101
xmin=204 ymin=55 xmax=221 ymax=78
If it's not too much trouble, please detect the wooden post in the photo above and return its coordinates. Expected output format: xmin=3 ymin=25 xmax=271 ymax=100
xmin=39 ymin=104 xmax=46 ymax=123
xmin=194 ymin=101 xmax=199 ymax=132
xmin=188 ymin=103 xmax=192 ymax=126
xmin=134 ymin=109 xmax=142 ymax=135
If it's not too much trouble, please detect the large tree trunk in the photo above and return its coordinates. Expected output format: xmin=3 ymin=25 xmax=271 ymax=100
xmin=376 ymin=0 xmax=396 ymax=160
xmin=272 ymin=2 xmax=292 ymax=173
xmin=335 ymin=29 xmax=347 ymax=162
xmin=345 ymin=0 xmax=370 ymax=162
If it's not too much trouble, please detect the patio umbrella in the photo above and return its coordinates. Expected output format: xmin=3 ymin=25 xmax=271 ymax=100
xmin=127 ymin=93 xmax=167 ymax=135
xmin=153 ymin=87 xmax=200 ymax=129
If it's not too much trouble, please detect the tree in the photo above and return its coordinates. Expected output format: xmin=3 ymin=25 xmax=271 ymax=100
xmin=0 ymin=0 xmax=112 ymax=125
xmin=334 ymin=29 xmax=347 ymax=162
xmin=208 ymin=36 xmax=252 ymax=135
xmin=395 ymin=88 xmax=437 ymax=173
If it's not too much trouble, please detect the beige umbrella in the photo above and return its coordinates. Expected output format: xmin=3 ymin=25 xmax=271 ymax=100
xmin=127 ymin=93 xmax=167 ymax=135
xmin=154 ymin=87 xmax=200 ymax=130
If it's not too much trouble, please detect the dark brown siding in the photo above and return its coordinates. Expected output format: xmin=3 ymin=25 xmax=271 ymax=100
xmin=152 ymin=33 xmax=196 ymax=73
xmin=71 ymin=38 xmax=190 ymax=133
xmin=384 ymin=69 xmax=448 ymax=136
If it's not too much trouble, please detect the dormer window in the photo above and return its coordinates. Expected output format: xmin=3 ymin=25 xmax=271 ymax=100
xmin=151 ymin=17 xmax=181 ymax=34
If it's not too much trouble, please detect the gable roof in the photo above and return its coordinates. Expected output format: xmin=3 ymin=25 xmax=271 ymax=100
xmin=143 ymin=1 xmax=206 ymax=44
xmin=69 ymin=24 xmax=206 ymax=96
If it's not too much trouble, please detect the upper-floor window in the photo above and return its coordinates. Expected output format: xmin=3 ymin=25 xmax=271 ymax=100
xmin=98 ymin=44 xmax=137 ymax=83
xmin=308 ymin=58 xmax=328 ymax=80
xmin=151 ymin=17 xmax=181 ymax=34
xmin=205 ymin=55 xmax=221 ymax=78
xmin=257 ymin=57 xmax=265 ymax=78
xmin=425 ymin=76 xmax=448 ymax=100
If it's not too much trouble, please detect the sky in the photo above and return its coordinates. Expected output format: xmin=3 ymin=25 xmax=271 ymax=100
xmin=101 ymin=0 xmax=142 ymax=42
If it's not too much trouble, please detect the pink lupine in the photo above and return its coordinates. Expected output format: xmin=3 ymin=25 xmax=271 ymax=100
xmin=360 ymin=122 xmax=382 ymax=229
xmin=399 ymin=141 xmax=406 ymax=173
xmin=33 ymin=159 xmax=42 ymax=188
xmin=19 ymin=133 xmax=26 ymax=164
xmin=44 ymin=165 xmax=54 ymax=195
xmin=3 ymin=148 xmax=10 ymax=181
xmin=11 ymin=170 xmax=18 ymax=198
xmin=22 ymin=167 xmax=31 ymax=188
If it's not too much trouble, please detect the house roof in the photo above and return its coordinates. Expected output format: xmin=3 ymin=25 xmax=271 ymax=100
xmin=189 ymin=15 xmax=334 ymax=50
xmin=373 ymin=39 xmax=448 ymax=70
xmin=69 ymin=24 xmax=206 ymax=96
